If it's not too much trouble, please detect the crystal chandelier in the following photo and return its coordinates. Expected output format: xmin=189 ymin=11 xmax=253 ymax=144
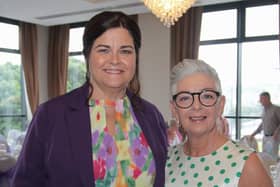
xmin=142 ymin=0 xmax=196 ymax=27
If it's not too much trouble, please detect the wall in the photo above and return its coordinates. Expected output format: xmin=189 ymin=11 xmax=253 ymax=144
xmin=37 ymin=13 xmax=171 ymax=122
xmin=138 ymin=13 xmax=171 ymax=121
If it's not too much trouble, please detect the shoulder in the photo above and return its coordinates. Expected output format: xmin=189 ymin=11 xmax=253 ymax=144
xmin=167 ymin=143 xmax=184 ymax=158
xmin=227 ymin=140 xmax=254 ymax=156
xmin=270 ymin=104 xmax=280 ymax=112
xmin=224 ymin=142 xmax=273 ymax=187
xmin=127 ymin=92 xmax=165 ymax=121
xmin=38 ymin=84 xmax=88 ymax=111
xmin=238 ymin=152 xmax=273 ymax=187
xmin=126 ymin=90 xmax=158 ymax=110
xmin=273 ymin=104 xmax=280 ymax=113
xmin=139 ymin=97 xmax=161 ymax=113
xmin=271 ymin=104 xmax=280 ymax=119
xmin=130 ymin=95 xmax=168 ymax=134
xmin=30 ymin=85 xmax=88 ymax=137
xmin=166 ymin=143 xmax=184 ymax=169
xmin=138 ymin=97 xmax=168 ymax=128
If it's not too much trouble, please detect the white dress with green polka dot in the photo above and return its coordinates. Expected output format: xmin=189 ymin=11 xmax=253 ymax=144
xmin=165 ymin=140 xmax=253 ymax=187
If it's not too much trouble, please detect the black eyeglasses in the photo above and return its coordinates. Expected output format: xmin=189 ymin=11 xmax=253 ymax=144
xmin=172 ymin=89 xmax=221 ymax=109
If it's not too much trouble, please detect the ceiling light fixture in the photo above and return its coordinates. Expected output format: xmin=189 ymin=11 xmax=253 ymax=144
xmin=142 ymin=0 xmax=196 ymax=27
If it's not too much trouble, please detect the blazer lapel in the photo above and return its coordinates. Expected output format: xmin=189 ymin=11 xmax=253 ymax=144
xmin=65 ymin=84 xmax=95 ymax=187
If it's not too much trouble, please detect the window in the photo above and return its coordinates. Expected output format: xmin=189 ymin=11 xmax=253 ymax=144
xmin=200 ymin=9 xmax=237 ymax=40
xmin=68 ymin=25 xmax=86 ymax=92
xmin=199 ymin=1 xmax=279 ymax=144
xmin=0 ymin=19 xmax=27 ymax=137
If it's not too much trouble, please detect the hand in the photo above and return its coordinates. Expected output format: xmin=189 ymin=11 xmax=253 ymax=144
xmin=249 ymin=135 xmax=255 ymax=141
xmin=272 ymin=132 xmax=279 ymax=141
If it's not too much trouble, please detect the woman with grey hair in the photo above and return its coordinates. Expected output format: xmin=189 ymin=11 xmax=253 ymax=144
xmin=165 ymin=59 xmax=273 ymax=187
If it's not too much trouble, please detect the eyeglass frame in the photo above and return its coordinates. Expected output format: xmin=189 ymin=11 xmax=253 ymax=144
xmin=172 ymin=89 xmax=221 ymax=109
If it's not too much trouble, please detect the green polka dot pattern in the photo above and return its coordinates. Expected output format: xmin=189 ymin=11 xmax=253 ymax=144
xmin=208 ymin=176 xmax=214 ymax=181
xmin=200 ymin=157 xmax=206 ymax=162
xmin=178 ymin=163 xmax=183 ymax=168
xmin=165 ymin=140 xmax=253 ymax=186
xmin=219 ymin=169 xmax=226 ymax=174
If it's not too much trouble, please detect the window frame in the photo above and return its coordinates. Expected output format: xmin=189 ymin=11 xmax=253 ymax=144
xmin=67 ymin=22 xmax=87 ymax=92
xmin=199 ymin=0 xmax=279 ymax=139
xmin=0 ymin=17 xmax=28 ymax=134
xmin=68 ymin=22 xmax=86 ymax=56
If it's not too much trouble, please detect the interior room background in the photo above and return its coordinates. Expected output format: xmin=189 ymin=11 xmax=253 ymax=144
xmin=0 ymin=0 xmax=279 ymax=152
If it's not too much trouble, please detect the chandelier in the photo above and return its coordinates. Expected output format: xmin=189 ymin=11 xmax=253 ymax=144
xmin=142 ymin=0 xmax=196 ymax=27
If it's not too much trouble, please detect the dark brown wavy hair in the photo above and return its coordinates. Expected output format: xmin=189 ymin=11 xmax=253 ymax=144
xmin=83 ymin=11 xmax=141 ymax=107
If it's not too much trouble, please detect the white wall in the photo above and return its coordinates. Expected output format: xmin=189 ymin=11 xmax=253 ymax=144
xmin=36 ymin=13 xmax=171 ymax=121
xmin=138 ymin=13 xmax=171 ymax=121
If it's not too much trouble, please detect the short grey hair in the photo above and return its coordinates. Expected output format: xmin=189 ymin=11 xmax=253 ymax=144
xmin=170 ymin=59 xmax=222 ymax=97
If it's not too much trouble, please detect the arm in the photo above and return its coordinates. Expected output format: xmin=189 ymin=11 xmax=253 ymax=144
xmin=251 ymin=122 xmax=263 ymax=137
xmin=238 ymin=152 xmax=273 ymax=187
xmin=273 ymin=106 xmax=280 ymax=140
xmin=273 ymin=125 xmax=280 ymax=141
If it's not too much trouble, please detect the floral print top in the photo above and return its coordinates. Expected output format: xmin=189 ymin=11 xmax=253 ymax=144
xmin=89 ymin=96 xmax=156 ymax=187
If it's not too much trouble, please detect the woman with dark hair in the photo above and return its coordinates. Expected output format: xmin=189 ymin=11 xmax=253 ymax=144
xmin=11 ymin=11 xmax=168 ymax=187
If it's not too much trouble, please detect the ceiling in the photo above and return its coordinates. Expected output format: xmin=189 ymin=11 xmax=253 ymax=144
xmin=0 ymin=0 xmax=241 ymax=26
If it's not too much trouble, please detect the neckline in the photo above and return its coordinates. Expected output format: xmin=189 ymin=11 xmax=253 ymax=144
xmin=182 ymin=140 xmax=231 ymax=158
xmin=89 ymin=96 xmax=129 ymax=109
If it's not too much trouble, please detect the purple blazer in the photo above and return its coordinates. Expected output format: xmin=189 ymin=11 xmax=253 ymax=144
xmin=11 ymin=83 xmax=168 ymax=187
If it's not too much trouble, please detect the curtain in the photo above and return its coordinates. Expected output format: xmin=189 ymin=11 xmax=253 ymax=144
xmin=48 ymin=24 xmax=70 ymax=99
xmin=19 ymin=22 xmax=39 ymax=114
xmin=170 ymin=7 xmax=203 ymax=68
